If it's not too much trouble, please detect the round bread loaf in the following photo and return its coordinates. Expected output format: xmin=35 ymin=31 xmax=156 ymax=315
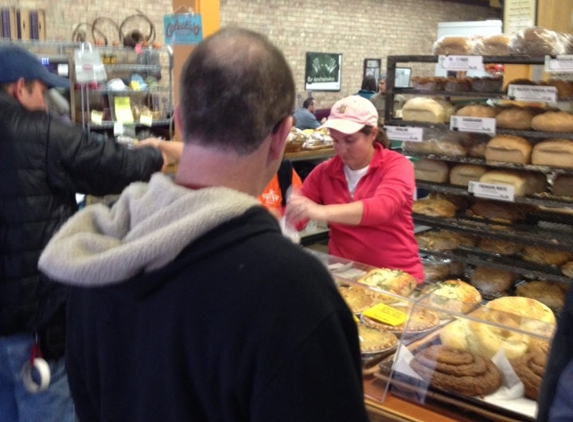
xmin=417 ymin=230 xmax=462 ymax=252
xmin=467 ymin=200 xmax=526 ymax=224
xmin=495 ymin=107 xmax=534 ymax=130
xmin=552 ymin=174 xmax=573 ymax=197
xmin=485 ymin=135 xmax=532 ymax=164
xmin=402 ymin=97 xmax=454 ymax=124
xmin=412 ymin=198 xmax=457 ymax=218
xmin=479 ymin=170 xmax=547 ymax=197
xmin=472 ymin=34 xmax=510 ymax=56
xmin=449 ymin=164 xmax=488 ymax=187
xmin=470 ymin=266 xmax=518 ymax=297
xmin=409 ymin=345 xmax=502 ymax=397
xmin=414 ymin=159 xmax=450 ymax=183
xmin=455 ymin=104 xmax=498 ymax=118
xmin=531 ymin=111 xmax=573 ymax=132
xmin=478 ymin=237 xmax=521 ymax=255
xmin=433 ymin=36 xmax=473 ymax=56
xmin=515 ymin=280 xmax=569 ymax=313
xmin=543 ymin=79 xmax=573 ymax=99
xmin=509 ymin=27 xmax=568 ymax=56
xmin=522 ymin=245 xmax=573 ymax=266
xmin=562 ymin=261 xmax=573 ymax=277
xmin=531 ymin=139 xmax=573 ymax=169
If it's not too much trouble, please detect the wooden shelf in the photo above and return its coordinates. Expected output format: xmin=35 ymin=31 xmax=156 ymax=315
xmin=284 ymin=148 xmax=335 ymax=162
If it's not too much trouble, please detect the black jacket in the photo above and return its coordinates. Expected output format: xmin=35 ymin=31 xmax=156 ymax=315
xmin=64 ymin=208 xmax=369 ymax=422
xmin=0 ymin=91 xmax=163 ymax=343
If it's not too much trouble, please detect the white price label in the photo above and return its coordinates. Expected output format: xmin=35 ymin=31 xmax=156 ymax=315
xmin=439 ymin=55 xmax=483 ymax=71
xmin=113 ymin=121 xmax=124 ymax=136
xmin=468 ymin=181 xmax=515 ymax=202
xmin=384 ymin=126 xmax=424 ymax=142
xmin=139 ymin=113 xmax=153 ymax=127
xmin=90 ymin=110 xmax=103 ymax=125
xmin=450 ymin=116 xmax=496 ymax=135
xmin=545 ymin=55 xmax=573 ymax=72
xmin=507 ymin=84 xmax=557 ymax=102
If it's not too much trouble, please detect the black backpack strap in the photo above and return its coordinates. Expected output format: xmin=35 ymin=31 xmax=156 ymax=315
xmin=277 ymin=160 xmax=293 ymax=207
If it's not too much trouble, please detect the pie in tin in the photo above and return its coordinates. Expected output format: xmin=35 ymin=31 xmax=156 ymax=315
xmin=338 ymin=285 xmax=375 ymax=314
xmin=357 ymin=324 xmax=399 ymax=354
xmin=361 ymin=306 xmax=440 ymax=335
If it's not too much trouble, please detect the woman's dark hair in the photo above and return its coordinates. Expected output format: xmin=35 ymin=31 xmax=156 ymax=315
xmin=359 ymin=125 xmax=390 ymax=148
xmin=361 ymin=75 xmax=377 ymax=91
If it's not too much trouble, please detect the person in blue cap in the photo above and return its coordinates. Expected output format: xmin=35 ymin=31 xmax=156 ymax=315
xmin=0 ymin=45 xmax=167 ymax=422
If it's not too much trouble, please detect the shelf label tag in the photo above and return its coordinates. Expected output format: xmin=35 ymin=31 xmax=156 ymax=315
xmin=438 ymin=55 xmax=483 ymax=71
xmin=362 ymin=303 xmax=407 ymax=327
xmin=468 ymin=181 xmax=515 ymax=202
xmin=113 ymin=122 xmax=124 ymax=136
xmin=545 ymin=55 xmax=573 ymax=72
xmin=384 ymin=125 xmax=424 ymax=142
xmin=114 ymin=96 xmax=134 ymax=124
xmin=90 ymin=110 xmax=103 ymax=125
xmin=139 ymin=112 xmax=153 ymax=127
xmin=507 ymin=84 xmax=557 ymax=102
xmin=450 ymin=116 xmax=496 ymax=135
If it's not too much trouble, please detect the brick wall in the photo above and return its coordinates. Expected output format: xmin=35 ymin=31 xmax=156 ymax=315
xmin=9 ymin=0 xmax=499 ymax=107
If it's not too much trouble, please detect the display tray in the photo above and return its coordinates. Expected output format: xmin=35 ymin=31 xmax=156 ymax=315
xmin=375 ymin=330 xmax=538 ymax=422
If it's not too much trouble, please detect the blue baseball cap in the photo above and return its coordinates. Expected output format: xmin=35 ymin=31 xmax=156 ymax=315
xmin=0 ymin=45 xmax=69 ymax=89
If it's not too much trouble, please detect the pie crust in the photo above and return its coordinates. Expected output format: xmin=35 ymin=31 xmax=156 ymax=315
xmin=338 ymin=285 xmax=375 ymax=314
xmin=357 ymin=324 xmax=399 ymax=354
xmin=357 ymin=268 xmax=417 ymax=297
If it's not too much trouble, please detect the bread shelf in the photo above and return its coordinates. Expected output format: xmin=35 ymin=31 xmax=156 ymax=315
xmin=413 ymin=214 xmax=573 ymax=251
xmin=406 ymin=152 xmax=573 ymax=175
xmin=415 ymin=180 xmax=573 ymax=208
xmin=386 ymin=119 xmax=573 ymax=141
xmin=420 ymin=248 xmax=571 ymax=284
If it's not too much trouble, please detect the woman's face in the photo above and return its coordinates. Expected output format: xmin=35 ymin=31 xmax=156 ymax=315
xmin=330 ymin=127 xmax=376 ymax=170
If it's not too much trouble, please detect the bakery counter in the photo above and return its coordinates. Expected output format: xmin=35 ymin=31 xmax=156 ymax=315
xmin=284 ymin=147 xmax=335 ymax=162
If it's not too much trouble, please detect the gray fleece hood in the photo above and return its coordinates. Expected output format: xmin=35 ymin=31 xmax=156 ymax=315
xmin=38 ymin=173 xmax=260 ymax=286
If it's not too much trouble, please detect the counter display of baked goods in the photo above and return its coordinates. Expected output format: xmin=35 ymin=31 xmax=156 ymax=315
xmin=372 ymin=296 xmax=556 ymax=422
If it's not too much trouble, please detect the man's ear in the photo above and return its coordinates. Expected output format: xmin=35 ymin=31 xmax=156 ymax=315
xmin=269 ymin=115 xmax=293 ymax=160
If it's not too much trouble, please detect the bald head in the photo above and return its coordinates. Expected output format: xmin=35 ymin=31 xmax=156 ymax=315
xmin=178 ymin=28 xmax=295 ymax=155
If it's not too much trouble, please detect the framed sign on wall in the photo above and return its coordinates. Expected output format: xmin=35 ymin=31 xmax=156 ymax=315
xmin=305 ymin=52 xmax=342 ymax=92
xmin=363 ymin=58 xmax=381 ymax=83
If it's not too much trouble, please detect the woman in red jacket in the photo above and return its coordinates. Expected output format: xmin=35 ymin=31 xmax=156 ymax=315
xmin=286 ymin=95 xmax=423 ymax=281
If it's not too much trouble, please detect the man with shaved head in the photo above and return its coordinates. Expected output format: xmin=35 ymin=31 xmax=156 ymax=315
xmin=39 ymin=28 xmax=369 ymax=422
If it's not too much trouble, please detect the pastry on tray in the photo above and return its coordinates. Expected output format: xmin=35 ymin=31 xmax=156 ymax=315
xmin=409 ymin=345 xmax=502 ymax=397
xmin=356 ymin=268 xmax=417 ymax=297
xmin=509 ymin=352 xmax=547 ymax=400
xmin=419 ymin=279 xmax=482 ymax=314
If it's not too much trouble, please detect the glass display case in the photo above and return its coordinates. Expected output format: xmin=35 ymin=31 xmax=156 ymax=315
xmin=306 ymin=250 xmax=557 ymax=420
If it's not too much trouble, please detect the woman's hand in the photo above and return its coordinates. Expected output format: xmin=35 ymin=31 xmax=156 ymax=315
xmin=285 ymin=193 xmax=324 ymax=223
